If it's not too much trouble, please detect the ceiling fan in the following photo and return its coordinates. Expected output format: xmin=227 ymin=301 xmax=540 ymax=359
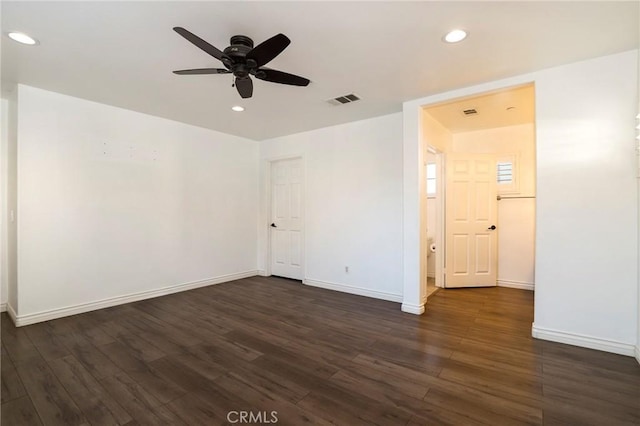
xmin=172 ymin=27 xmax=311 ymax=99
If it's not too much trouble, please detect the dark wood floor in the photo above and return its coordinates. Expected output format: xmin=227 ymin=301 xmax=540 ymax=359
xmin=1 ymin=276 xmax=639 ymax=425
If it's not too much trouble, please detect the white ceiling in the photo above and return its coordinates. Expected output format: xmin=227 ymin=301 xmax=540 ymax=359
xmin=2 ymin=1 xmax=638 ymax=141
xmin=426 ymin=84 xmax=535 ymax=133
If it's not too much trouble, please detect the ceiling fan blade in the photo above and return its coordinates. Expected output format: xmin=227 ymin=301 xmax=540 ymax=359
xmin=246 ymin=33 xmax=290 ymax=67
xmin=256 ymin=68 xmax=310 ymax=86
xmin=173 ymin=27 xmax=228 ymax=62
xmin=236 ymin=77 xmax=253 ymax=98
xmin=173 ymin=68 xmax=230 ymax=75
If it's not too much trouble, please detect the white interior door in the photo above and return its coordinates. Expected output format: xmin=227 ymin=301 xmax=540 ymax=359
xmin=445 ymin=154 xmax=497 ymax=288
xmin=270 ymin=158 xmax=303 ymax=280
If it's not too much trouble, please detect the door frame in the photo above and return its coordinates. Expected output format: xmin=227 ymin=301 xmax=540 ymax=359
xmin=434 ymin=151 xmax=445 ymax=289
xmin=263 ymin=154 xmax=306 ymax=279
xmin=405 ymin=81 xmax=536 ymax=312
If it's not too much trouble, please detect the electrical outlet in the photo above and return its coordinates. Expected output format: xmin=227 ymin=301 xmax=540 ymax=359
xmin=345 ymin=266 xmax=349 ymax=273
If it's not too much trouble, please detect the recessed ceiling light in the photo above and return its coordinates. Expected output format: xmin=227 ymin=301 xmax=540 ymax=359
xmin=231 ymin=106 xmax=244 ymax=112
xmin=443 ymin=29 xmax=467 ymax=43
xmin=7 ymin=32 xmax=38 ymax=45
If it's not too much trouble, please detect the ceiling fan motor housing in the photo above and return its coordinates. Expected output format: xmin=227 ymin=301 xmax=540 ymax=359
xmin=224 ymin=35 xmax=257 ymax=77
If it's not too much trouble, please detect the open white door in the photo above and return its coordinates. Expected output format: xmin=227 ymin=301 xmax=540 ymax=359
xmin=270 ymin=158 xmax=303 ymax=280
xmin=445 ymin=154 xmax=497 ymax=288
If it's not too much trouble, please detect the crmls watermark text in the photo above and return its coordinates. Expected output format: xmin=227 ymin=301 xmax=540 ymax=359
xmin=226 ymin=411 xmax=278 ymax=424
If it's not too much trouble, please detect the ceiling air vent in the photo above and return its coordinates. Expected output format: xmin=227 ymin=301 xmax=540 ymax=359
xmin=327 ymin=93 xmax=361 ymax=106
xmin=463 ymin=108 xmax=478 ymax=116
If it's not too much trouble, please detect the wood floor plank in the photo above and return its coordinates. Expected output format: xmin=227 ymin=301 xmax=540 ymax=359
xmin=424 ymin=385 xmax=542 ymax=425
xmin=365 ymin=339 xmax=452 ymax=371
xmin=297 ymin=385 xmax=412 ymax=426
xmin=98 ymin=321 xmax=166 ymax=362
xmin=99 ymin=371 xmax=185 ymax=425
xmin=113 ymin=318 xmax=191 ymax=356
xmin=438 ymin=359 xmax=543 ymax=408
xmin=97 ymin=341 xmax=151 ymax=372
xmin=165 ymin=393 xmax=227 ymax=425
xmin=1 ymin=361 xmax=27 ymax=403
xmin=1 ymin=395 xmax=43 ymax=426
xmin=61 ymin=338 xmax=123 ymax=380
xmin=541 ymin=383 xmax=640 ymax=425
xmin=454 ymin=338 xmax=544 ymax=375
xmin=132 ymin=301 xmax=232 ymax=341
xmin=351 ymin=353 xmax=442 ymax=383
xmin=149 ymin=355 xmax=228 ymax=397
xmin=1 ymin=316 xmax=42 ymax=364
xmin=124 ymin=364 xmax=188 ymax=404
xmin=15 ymin=358 xmax=86 ymax=426
xmin=542 ymin=355 xmax=640 ymax=391
xmin=332 ymin=364 xmax=429 ymax=401
xmin=215 ymin=371 xmax=332 ymax=425
xmin=226 ymin=360 xmax=312 ymax=404
xmin=48 ymin=355 xmax=132 ymax=425
xmin=149 ymin=357 xmax=255 ymax=421
xmin=24 ymin=322 xmax=71 ymax=360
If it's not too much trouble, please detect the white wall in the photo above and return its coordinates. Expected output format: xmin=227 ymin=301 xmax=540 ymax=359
xmin=422 ymin=112 xmax=452 ymax=153
xmin=635 ymin=10 xmax=640 ymax=363
xmin=404 ymin=50 xmax=639 ymax=356
xmin=15 ymin=85 xmax=259 ymax=323
xmin=533 ymin=51 xmax=638 ymax=353
xmin=258 ymin=113 xmax=404 ymax=301
xmin=6 ymin=89 xmax=18 ymax=315
xmin=0 ymin=99 xmax=8 ymax=310
xmin=452 ymin=124 xmax=536 ymax=289
xmin=495 ymin=199 xmax=535 ymax=288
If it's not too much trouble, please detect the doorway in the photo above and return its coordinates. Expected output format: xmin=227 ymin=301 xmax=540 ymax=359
xmin=425 ymin=149 xmax=444 ymax=297
xmin=268 ymin=157 xmax=304 ymax=280
xmin=422 ymin=84 xmax=536 ymax=291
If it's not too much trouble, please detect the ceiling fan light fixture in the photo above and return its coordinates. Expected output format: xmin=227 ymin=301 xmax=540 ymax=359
xmin=443 ymin=29 xmax=467 ymax=43
xmin=7 ymin=31 xmax=38 ymax=45
xmin=231 ymin=105 xmax=245 ymax=112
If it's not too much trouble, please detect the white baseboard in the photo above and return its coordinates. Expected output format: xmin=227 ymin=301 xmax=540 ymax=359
xmin=497 ymin=279 xmax=534 ymax=291
xmin=257 ymin=270 xmax=269 ymax=277
xmin=7 ymin=303 xmax=17 ymax=324
xmin=532 ymin=324 xmax=636 ymax=357
xmin=401 ymin=302 xmax=425 ymax=315
xmin=12 ymin=270 xmax=258 ymax=327
xmin=635 ymin=346 xmax=640 ymax=365
xmin=302 ymin=278 xmax=402 ymax=303
xmin=0 ymin=302 xmax=6 ymax=313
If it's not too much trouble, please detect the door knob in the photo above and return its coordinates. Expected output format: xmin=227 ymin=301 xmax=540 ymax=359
xmin=270 ymin=223 xmax=277 ymax=228
xmin=487 ymin=225 xmax=496 ymax=230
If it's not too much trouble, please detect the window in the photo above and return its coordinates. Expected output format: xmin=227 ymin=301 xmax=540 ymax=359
xmin=496 ymin=154 xmax=519 ymax=194
xmin=426 ymin=163 xmax=436 ymax=197
xmin=497 ymin=161 xmax=513 ymax=184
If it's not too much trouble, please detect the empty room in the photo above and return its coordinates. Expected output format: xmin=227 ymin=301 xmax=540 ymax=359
xmin=1 ymin=1 xmax=639 ymax=425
